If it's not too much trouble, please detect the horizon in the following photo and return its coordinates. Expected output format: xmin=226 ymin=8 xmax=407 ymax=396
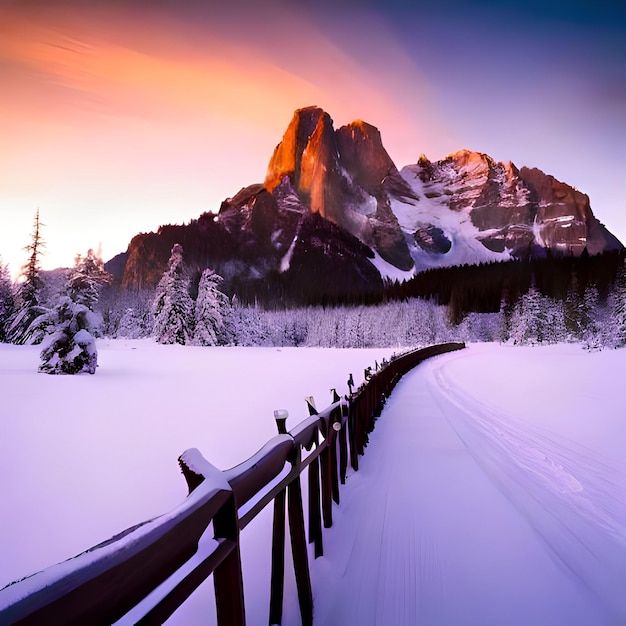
xmin=2 ymin=0 xmax=625 ymax=279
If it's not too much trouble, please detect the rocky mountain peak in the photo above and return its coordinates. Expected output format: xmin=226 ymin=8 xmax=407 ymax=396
xmin=265 ymin=105 xmax=342 ymax=224
xmin=447 ymin=148 xmax=493 ymax=167
xmin=262 ymin=106 xmax=417 ymax=269
xmin=336 ymin=119 xmax=397 ymax=195
xmin=264 ymin=106 xmax=333 ymax=192
xmin=116 ymin=106 xmax=623 ymax=296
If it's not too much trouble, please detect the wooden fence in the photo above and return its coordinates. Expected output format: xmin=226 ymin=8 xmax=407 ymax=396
xmin=0 ymin=342 xmax=465 ymax=626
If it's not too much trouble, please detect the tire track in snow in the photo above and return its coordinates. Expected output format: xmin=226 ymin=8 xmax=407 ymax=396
xmin=311 ymin=374 xmax=450 ymax=626
xmin=428 ymin=352 xmax=626 ymax=621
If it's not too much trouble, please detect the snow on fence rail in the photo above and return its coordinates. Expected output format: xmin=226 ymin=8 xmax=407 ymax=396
xmin=0 ymin=342 xmax=465 ymax=626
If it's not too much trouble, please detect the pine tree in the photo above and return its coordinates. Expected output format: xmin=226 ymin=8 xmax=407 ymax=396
xmin=152 ymin=243 xmax=194 ymax=345
xmin=542 ymin=297 xmax=567 ymax=345
xmin=116 ymin=305 xmax=153 ymax=339
xmin=507 ymin=280 xmax=578 ymax=347
xmin=0 ymin=260 xmax=15 ymax=342
xmin=192 ymin=268 xmax=229 ymax=346
xmin=19 ymin=208 xmax=45 ymax=310
xmin=564 ymin=270 xmax=583 ymax=341
xmin=98 ymin=287 xmax=154 ymax=338
xmin=38 ymin=249 xmax=109 ymax=374
xmin=8 ymin=210 xmax=48 ymax=344
xmin=608 ymin=260 xmax=626 ymax=348
xmin=38 ymin=298 xmax=98 ymax=374
xmin=580 ymin=284 xmax=602 ymax=351
xmin=67 ymin=249 xmax=111 ymax=312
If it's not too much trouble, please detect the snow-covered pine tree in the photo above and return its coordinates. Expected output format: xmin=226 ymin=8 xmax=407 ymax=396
xmin=606 ymin=260 xmax=626 ymax=349
xmin=580 ymin=283 xmax=603 ymax=351
xmin=152 ymin=243 xmax=194 ymax=345
xmin=98 ymin=287 xmax=154 ymax=338
xmin=507 ymin=284 xmax=546 ymax=345
xmin=0 ymin=260 xmax=15 ymax=342
xmin=116 ymin=304 xmax=153 ymax=339
xmin=38 ymin=297 xmax=98 ymax=374
xmin=38 ymin=250 xmax=110 ymax=374
xmin=542 ymin=297 xmax=567 ymax=345
xmin=67 ymin=249 xmax=112 ymax=313
xmin=223 ymin=300 xmax=263 ymax=346
xmin=19 ymin=209 xmax=45 ymax=310
xmin=563 ymin=270 xmax=584 ymax=342
xmin=192 ymin=268 xmax=229 ymax=346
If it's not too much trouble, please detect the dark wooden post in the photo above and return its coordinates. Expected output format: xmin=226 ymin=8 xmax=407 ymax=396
xmin=269 ymin=490 xmax=286 ymax=626
xmin=348 ymin=397 xmax=359 ymax=472
xmin=355 ymin=394 xmax=366 ymax=456
xmin=338 ymin=420 xmax=348 ymax=484
xmin=212 ymin=496 xmax=246 ymax=626
xmin=288 ymin=473 xmax=313 ymax=626
xmin=307 ymin=433 xmax=323 ymax=558
xmin=269 ymin=410 xmax=289 ymax=625
xmin=320 ymin=442 xmax=333 ymax=528
xmin=330 ymin=413 xmax=340 ymax=505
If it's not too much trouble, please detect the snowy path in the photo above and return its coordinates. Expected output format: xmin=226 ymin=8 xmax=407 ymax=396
xmin=311 ymin=346 xmax=626 ymax=626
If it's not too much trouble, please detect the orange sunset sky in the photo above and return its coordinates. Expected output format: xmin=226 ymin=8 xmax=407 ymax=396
xmin=1 ymin=0 xmax=625 ymax=277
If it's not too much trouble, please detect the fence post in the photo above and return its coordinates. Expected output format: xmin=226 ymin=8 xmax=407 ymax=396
xmin=212 ymin=495 xmax=246 ymax=626
xmin=308 ymin=431 xmax=323 ymax=558
xmin=348 ymin=396 xmax=359 ymax=472
xmin=269 ymin=490 xmax=286 ymax=625
xmin=269 ymin=411 xmax=289 ymax=625
xmin=330 ymin=411 xmax=340 ymax=505
xmin=320 ymin=430 xmax=334 ymax=528
xmin=288 ymin=466 xmax=313 ymax=626
xmin=338 ymin=418 xmax=348 ymax=484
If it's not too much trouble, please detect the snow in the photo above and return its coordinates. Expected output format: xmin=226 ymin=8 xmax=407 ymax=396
xmin=391 ymin=165 xmax=513 ymax=270
xmin=279 ymin=233 xmax=299 ymax=273
xmin=368 ymin=251 xmax=416 ymax=282
xmin=3 ymin=340 xmax=626 ymax=624
xmin=0 ymin=340 xmax=395 ymax=622
xmin=313 ymin=343 xmax=626 ymax=625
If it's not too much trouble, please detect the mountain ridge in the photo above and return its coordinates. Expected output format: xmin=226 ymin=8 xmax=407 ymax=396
xmin=112 ymin=105 xmax=622 ymax=299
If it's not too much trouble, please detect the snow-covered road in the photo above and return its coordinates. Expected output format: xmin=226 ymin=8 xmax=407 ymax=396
xmin=312 ymin=345 xmax=626 ymax=626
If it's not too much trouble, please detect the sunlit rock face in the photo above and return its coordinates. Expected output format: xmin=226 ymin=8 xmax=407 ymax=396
xmin=118 ymin=106 xmax=622 ymax=294
xmin=266 ymin=106 xmax=342 ymax=224
xmin=266 ymin=106 xmax=415 ymax=270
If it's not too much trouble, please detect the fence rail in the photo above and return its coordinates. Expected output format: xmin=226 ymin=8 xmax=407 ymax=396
xmin=0 ymin=342 xmax=465 ymax=625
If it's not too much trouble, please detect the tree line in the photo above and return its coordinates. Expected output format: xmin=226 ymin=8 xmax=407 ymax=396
xmin=2 ymin=212 xmax=626 ymax=372
xmin=0 ymin=215 xmax=230 ymax=374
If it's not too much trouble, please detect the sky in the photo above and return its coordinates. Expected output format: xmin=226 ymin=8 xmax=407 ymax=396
xmin=1 ymin=0 xmax=625 ymax=278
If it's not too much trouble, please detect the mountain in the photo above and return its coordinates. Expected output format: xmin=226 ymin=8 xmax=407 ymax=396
xmin=114 ymin=106 xmax=622 ymax=302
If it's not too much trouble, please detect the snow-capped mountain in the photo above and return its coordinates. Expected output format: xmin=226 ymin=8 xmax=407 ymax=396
xmin=115 ymin=106 xmax=622 ymax=297
xmin=262 ymin=106 xmax=621 ymax=277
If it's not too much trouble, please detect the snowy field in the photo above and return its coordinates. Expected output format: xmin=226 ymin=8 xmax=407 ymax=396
xmin=0 ymin=340 xmax=395 ymax=622
xmin=2 ymin=340 xmax=626 ymax=625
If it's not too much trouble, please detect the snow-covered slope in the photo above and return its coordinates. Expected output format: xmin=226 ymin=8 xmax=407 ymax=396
xmin=392 ymin=155 xmax=515 ymax=270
